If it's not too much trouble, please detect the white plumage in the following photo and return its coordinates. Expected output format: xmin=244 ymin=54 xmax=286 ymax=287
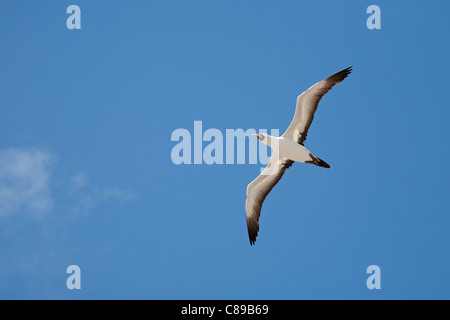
xmin=246 ymin=67 xmax=352 ymax=245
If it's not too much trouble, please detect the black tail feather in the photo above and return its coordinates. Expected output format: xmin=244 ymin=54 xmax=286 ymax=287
xmin=306 ymin=153 xmax=331 ymax=169
xmin=316 ymin=157 xmax=331 ymax=169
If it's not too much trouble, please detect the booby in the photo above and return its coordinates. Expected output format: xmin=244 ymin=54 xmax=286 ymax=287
xmin=246 ymin=67 xmax=352 ymax=245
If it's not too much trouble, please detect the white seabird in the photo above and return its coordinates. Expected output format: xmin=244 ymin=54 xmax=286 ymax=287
xmin=246 ymin=67 xmax=352 ymax=245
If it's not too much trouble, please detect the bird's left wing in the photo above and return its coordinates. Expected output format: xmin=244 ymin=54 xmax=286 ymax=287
xmin=282 ymin=67 xmax=352 ymax=145
xmin=246 ymin=156 xmax=294 ymax=245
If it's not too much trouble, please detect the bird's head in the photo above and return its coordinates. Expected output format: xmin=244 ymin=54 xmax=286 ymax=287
xmin=251 ymin=133 xmax=266 ymax=142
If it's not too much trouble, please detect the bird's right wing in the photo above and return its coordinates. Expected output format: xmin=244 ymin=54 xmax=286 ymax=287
xmin=282 ymin=67 xmax=352 ymax=145
xmin=245 ymin=155 xmax=294 ymax=245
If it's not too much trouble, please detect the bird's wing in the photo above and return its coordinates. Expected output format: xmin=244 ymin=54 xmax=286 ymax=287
xmin=282 ymin=67 xmax=352 ymax=145
xmin=246 ymin=155 xmax=294 ymax=245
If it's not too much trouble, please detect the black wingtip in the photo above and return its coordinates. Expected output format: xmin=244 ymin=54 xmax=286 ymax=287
xmin=248 ymin=234 xmax=256 ymax=246
xmin=343 ymin=66 xmax=353 ymax=72
xmin=248 ymin=230 xmax=257 ymax=246
xmin=330 ymin=66 xmax=352 ymax=83
xmin=247 ymin=217 xmax=259 ymax=246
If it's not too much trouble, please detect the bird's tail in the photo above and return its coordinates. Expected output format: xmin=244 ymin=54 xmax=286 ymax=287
xmin=306 ymin=153 xmax=331 ymax=169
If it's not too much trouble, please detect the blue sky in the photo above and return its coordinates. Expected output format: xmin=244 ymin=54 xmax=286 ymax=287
xmin=1 ymin=1 xmax=450 ymax=299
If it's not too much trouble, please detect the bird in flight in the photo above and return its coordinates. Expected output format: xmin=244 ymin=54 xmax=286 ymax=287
xmin=246 ymin=67 xmax=352 ymax=245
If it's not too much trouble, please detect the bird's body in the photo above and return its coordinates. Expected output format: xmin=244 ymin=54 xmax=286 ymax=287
xmin=261 ymin=136 xmax=317 ymax=164
xmin=245 ymin=67 xmax=352 ymax=245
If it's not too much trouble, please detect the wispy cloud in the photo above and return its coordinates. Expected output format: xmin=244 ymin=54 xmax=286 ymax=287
xmin=69 ymin=174 xmax=135 ymax=213
xmin=0 ymin=148 xmax=53 ymax=218
xmin=0 ymin=147 xmax=136 ymax=292
xmin=0 ymin=147 xmax=135 ymax=219
xmin=70 ymin=173 xmax=88 ymax=191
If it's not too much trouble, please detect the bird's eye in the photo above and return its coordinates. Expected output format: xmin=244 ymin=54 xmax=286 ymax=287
xmin=259 ymin=135 xmax=265 ymax=141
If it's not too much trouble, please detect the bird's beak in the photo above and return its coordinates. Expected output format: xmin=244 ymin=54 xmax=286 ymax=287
xmin=251 ymin=134 xmax=259 ymax=139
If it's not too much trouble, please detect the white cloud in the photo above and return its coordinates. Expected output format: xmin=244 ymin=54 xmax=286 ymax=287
xmin=71 ymin=173 xmax=88 ymax=190
xmin=0 ymin=147 xmax=135 ymax=220
xmin=72 ymin=181 xmax=136 ymax=213
xmin=0 ymin=148 xmax=53 ymax=218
